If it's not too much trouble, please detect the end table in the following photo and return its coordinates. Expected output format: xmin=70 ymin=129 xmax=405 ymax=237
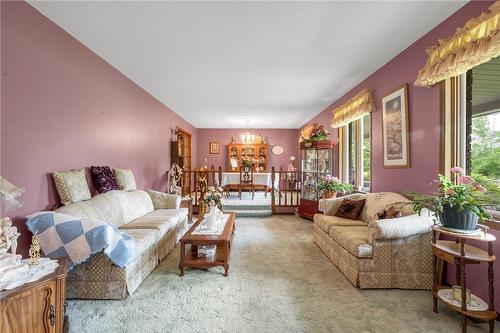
xmin=0 ymin=257 xmax=69 ymax=333
xmin=432 ymin=225 xmax=496 ymax=333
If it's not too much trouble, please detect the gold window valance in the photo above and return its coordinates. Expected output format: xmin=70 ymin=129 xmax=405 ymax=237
xmin=415 ymin=1 xmax=500 ymax=87
xmin=330 ymin=89 xmax=375 ymax=128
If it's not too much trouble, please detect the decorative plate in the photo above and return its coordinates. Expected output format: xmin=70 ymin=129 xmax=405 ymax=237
xmin=272 ymin=145 xmax=284 ymax=155
xmin=437 ymin=289 xmax=488 ymax=311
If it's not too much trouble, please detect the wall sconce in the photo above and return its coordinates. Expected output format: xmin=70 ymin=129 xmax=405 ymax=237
xmin=0 ymin=177 xmax=25 ymax=212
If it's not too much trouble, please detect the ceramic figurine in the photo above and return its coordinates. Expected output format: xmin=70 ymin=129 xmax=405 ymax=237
xmin=198 ymin=175 xmax=208 ymax=193
xmin=170 ymin=163 xmax=183 ymax=195
xmin=0 ymin=217 xmax=20 ymax=255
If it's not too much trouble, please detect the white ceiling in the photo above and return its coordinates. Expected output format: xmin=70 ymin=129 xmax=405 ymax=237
xmin=29 ymin=1 xmax=466 ymax=129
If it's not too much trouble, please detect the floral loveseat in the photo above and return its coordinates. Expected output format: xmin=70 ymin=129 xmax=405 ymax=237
xmin=55 ymin=189 xmax=188 ymax=299
xmin=314 ymin=192 xmax=433 ymax=289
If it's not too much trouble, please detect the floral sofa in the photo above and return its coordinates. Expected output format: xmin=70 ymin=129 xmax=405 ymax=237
xmin=314 ymin=192 xmax=433 ymax=289
xmin=55 ymin=189 xmax=188 ymax=299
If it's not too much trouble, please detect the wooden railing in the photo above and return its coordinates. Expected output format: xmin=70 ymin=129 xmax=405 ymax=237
xmin=166 ymin=166 xmax=223 ymax=208
xmin=271 ymin=167 xmax=301 ymax=213
xmin=166 ymin=165 xmax=301 ymax=214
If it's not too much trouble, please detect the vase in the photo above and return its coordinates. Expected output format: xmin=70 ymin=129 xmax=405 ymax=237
xmin=323 ymin=191 xmax=337 ymax=199
xmin=438 ymin=204 xmax=479 ymax=231
xmin=205 ymin=206 xmax=218 ymax=229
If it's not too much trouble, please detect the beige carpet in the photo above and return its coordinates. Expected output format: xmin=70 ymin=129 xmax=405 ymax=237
xmin=67 ymin=215 xmax=494 ymax=333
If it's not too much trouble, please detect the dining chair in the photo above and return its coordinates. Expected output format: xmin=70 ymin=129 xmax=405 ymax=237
xmin=239 ymin=165 xmax=254 ymax=200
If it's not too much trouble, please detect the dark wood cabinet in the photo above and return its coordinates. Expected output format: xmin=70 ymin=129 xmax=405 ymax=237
xmin=0 ymin=258 xmax=68 ymax=333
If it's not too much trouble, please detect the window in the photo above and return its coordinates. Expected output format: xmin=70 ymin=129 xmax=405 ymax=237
xmin=466 ymin=57 xmax=500 ymax=215
xmin=341 ymin=114 xmax=371 ymax=191
xmin=442 ymin=55 xmax=500 ymax=220
xmin=362 ymin=115 xmax=371 ymax=190
xmin=469 ymin=112 xmax=500 ymax=182
xmin=347 ymin=121 xmax=357 ymax=186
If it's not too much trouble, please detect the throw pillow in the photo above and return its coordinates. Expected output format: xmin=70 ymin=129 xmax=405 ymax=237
xmin=384 ymin=202 xmax=415 ymax=217
xmin=361 ymin=192 xmax=413 ymax=222
xmin=90 ymin=166 xmax=118 ymax=193
xmin=52 ymin=168 xmax=91 ymax=205
xmin=325 ymin=193 xmax=365 ymax=216
xmin=334 ymin=198 xmax=366 ymax=220
xmin=376 ymin=206 xmax=402 ymax=220
xmin=114 ymin=168 xmax=137 ymax=191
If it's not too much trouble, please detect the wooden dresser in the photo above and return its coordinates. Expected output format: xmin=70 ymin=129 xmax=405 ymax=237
xmin=0 ymin=258 xmax=68 ymax=333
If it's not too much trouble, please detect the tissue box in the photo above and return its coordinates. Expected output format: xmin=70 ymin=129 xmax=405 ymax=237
xmin=198 ymin=245 xmax=216 ymax=258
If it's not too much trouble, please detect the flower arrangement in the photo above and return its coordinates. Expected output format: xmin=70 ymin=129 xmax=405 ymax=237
xmin=203 ymin=186 xmax=224 ymax=208
xmin=241 ymin=155 xmax=258 ymax=167
xmin=317 ymin=175 xmax=354 ymax=198
xmin=300 ymin=123 xmax=330 ymax=142
xmin=408 ymin=167 xmax=500 ymax=224
xmin=309 ymin=125 xmax=329 ymax=141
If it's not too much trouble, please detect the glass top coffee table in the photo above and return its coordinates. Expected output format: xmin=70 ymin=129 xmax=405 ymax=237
xmin=179 ymin=212 xmax=236 ymax=276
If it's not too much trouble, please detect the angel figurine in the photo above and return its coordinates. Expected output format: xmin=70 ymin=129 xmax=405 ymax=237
xmin=0 ymin=217 xmax=20 ymax=255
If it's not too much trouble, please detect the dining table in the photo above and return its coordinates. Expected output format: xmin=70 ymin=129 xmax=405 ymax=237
xmin=217 ymin=172 xmax=279 ymax=190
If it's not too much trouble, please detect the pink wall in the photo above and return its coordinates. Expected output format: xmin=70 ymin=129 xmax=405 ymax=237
xmin=1 ymin=2 xmax=197 ymax=255
xmin=300 ymin=0 xmax=499 ymax=310
xmin=301 ymin=1 xmax=493 ymax=195
xmin=197 ymin=128 xmax=299 ymax=170
xmin=3 ymin=0 xmax=499 ymax=311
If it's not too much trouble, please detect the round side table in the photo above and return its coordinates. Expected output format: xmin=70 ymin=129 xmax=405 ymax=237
xmin=432 ymin=225 xmax=496 ymax=333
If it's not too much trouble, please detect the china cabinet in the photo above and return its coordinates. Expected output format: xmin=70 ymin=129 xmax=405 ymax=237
xmin=227 ymin=143 xmax=268 ymax=172
xmin=299 ymin=140 xmax=334 ymax=219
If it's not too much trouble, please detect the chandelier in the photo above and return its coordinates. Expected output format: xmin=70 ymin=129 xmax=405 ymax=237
xmin=241 ymin=132 xmax=256 ymax=144
xmin=240 ymin=120 xmax=257 ymax=144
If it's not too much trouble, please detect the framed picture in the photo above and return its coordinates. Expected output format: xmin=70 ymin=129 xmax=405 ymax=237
xmin=209 ymin=142 xmax=220 ymax=154
xmin=382 ymin=84 xmax=410 ymax=168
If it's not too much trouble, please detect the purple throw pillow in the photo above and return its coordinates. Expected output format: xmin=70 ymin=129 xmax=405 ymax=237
xmin=90 ymin=166 xmax=118 ymax=193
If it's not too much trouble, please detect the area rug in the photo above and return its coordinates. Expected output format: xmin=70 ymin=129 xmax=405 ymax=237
xmin=66 ymin=216 xmax=491 ymax=333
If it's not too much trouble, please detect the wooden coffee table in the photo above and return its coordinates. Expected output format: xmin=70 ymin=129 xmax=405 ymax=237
xmin=179 ymin=212 xmax=235 ymax=276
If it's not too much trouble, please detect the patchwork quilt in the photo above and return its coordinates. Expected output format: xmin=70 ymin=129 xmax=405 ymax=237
xmin=26 ymin=211 xmax=135 ymax=269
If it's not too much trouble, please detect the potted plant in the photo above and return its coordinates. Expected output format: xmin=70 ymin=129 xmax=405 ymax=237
xmin=408 ymin=167 xmax=500 ymax=231
xmin=317 ymin=175 xmax=354 ymax=199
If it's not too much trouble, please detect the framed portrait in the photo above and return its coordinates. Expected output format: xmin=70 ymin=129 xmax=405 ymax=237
xmin=209 ymin=142 xmax=220 ymax=154
xmin=382 ymin=84 xmax=410 ymax=168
